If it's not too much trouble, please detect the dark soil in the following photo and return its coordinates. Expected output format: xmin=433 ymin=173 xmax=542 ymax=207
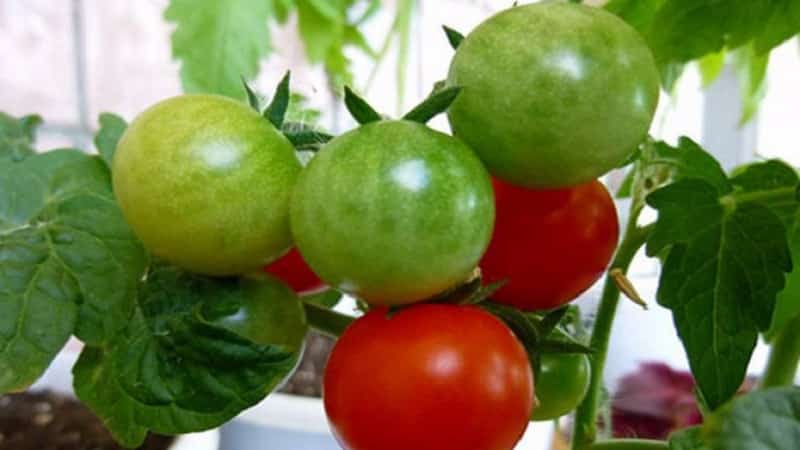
xmin=0 ymin=390 xmax=174 ymax=450
xmin=279 ymin=331 xmax=335 ymax=397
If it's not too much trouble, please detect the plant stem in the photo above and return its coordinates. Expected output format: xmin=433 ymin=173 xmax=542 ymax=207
xmin=761 ymin=313 xmax=800 ymax=388
xmin=571 ymin=219 xmax=654 ymax=450
xmin=585 ymin=439 xmax=669 ymax=450
xmin=302 ymin=302 xmax=354 ymax=339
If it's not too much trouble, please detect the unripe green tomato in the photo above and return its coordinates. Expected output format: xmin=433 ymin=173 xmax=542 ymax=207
xmin=205 ymin=273 xmax=307 ymax=353
xmin=113 ymin=95 xmax=301 ymax=276
xmin=291 ymin=120 xmax=494 ymax=305
xmin=447 ymin=2 xmax=660 ymax=188
xmin=532 ymin=352 xmax=591 ymax=421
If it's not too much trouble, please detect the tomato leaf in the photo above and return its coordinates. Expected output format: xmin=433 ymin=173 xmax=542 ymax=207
xmin=94 ymin=113 xmax=127 ymax=169
xmin=0 ymin=150 xmax=146 ymax=393
xmin=648 ymin=138 xmax=730 ymax=194
xmin=729 ymin=161 xmax=800 ymax=340
xmin=74 ymin=267 xmax=304 ymax=447
xmin=697 ymin=51 xmax=726 ymax=87
xmin=264 ymin=71 xmax=291 ymax=129
xmin=669 ymin=426 xmax=710 ymax=450
xmin=165 ymin=0 xmax=272 ymax=99
xmin=646 ymin=178 xmax=792 ymax=409
xmin=732 ymin=44 xmax=770 ymax=125
xmin=442 ymin=25 xmax=465 ymax=50
xmin=343 ymin=86 xmax=382 ymax=124
xmin=704 ymin=387 xmax=800 ymax=450
xmin=0 ymin=112 xmax=41 ymax=163
xmin=402 ymin=86 xmax=462 ymax=124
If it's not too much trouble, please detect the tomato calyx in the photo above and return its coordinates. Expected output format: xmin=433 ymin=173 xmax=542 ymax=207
xmin=241 ymin=73 xmax=332 ymax=153
xmin=343 ymin=83 xmax=463 ymax=125
xmin=442 ymin=25 xmax=465 ymax=50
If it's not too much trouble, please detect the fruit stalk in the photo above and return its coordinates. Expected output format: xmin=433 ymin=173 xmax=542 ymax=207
xmin=571 ymin=216 xmax=653 ymax=449
xmin=584 ymin=439 xmax=669 ymax=450
xmin=303 ymin=302 xmax=354 ymax=338
xmin=761 ymin=313 xmax=800 ymax=388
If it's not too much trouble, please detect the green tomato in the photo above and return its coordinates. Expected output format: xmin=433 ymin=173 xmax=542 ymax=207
xmin=447 ymin=2 xmax=660 ymax=188
xmin=204 ymin=273 xmax=307 ymax=353
xmin=113 ymin=94 xmax=301 ymax=276
xmin=532 ymin=352 xmax=591 ymax=421
xmin=291 ymin=120 xmax=494 ymax=305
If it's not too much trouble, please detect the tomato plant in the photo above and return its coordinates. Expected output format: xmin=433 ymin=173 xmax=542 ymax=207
xmin=446 ymin=2 xmax=659 ymax=188
xmin=531 ymin=353 xmax=591 ymax=421
xmin=113 ymin=94 xmax=301 ymax=276
xmin=323 ymin=304 xmax=533 ymax=450
xmin=291 ymin=119 xmax=494 ymax=306
xmin=481 ymin=178 xmax=619 ymax=310
xmin=263 ymin=248 xmax=324 ymax=294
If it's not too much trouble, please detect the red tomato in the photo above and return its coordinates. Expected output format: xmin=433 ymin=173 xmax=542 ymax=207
xmin=323 ymin=304 xmax=534 ymax=450
xmin=481 ymin=178 xmax=619 ymax=311
xmin=263 ymin=248 xmax=324 ymax=294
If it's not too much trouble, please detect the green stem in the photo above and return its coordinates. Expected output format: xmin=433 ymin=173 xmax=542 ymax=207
xmin=571 ymin=219 xmax=654 ymax=450
xmin=729 ymin=186 xmax=796 ymax=205
xmin=585 ymin=439 xmax=669 ymax=450
xmin=302 ymin=302 xmax=354 ymax=339
xmin=761 ymin=313 xmax=800 ymax=388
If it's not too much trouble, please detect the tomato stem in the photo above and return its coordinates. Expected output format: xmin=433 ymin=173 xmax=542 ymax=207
xmin=584 ymin=439 xmax=669 ymax=450
xmin=761 ymin=313 xmax=800 ymax=388
xmin=570 ymin=215 xmax=653 ymax=449
xmin=303 ymin=302 xmax=355 ymax=339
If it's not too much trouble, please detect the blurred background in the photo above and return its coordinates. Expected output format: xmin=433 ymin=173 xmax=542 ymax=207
xmin=2 ymin=0 xmax=799 ymax=449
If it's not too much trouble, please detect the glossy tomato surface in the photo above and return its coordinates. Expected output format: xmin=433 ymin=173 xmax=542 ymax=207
xmin=481 ymin=178 xmax=618 ymax=310
xmin=323 ymin=304 xmax=533 ymax=450
xmin=291 ymin=120 xmax=494 ymax=305
xmin=531 ymin=353 xmax=591 ymax=421
xmin=113 ymin=94 xmax=301 ymax=276
xmin=264 ymin=248 xmax=324 ymax=294
xmin=203 ymin=273 xmax=307 ymax=351
xmin=447 ymin=2 xmax=659 ymax=188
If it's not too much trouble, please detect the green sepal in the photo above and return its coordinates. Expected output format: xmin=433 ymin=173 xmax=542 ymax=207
xmin=343 ymin=86 xmax=382 ymax=124
xmin=402 ymin=86 xmax=462 ymax=124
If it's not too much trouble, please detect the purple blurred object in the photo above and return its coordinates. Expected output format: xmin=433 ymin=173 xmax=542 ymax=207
xmin=611 ymin=362 xmax=703 ymax=439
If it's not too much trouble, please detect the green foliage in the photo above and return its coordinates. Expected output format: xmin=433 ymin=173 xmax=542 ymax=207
xmin=0 ymin=112 xmax=41 ymax=162
xmin=705 ymin=387 xmax=800 ymax=450
xmin=644 ymin=147 xmax=799 ymax=410
xmin=74 ymin=267 xmax=305 ymax=447
xmin=165 ymin=0 xmax=273 ymax=99
xmin=669 ymin=427 xmax=710 ymax=450
xmin=0 ymin=149 xmax=146 ymax=392
xmin=606 ymin=0 xmax=800 ymax=121
xmin=94 ymin=113 xmax=127 ymax=169
xmin=295 ymin=0 xmax=377 ymax=89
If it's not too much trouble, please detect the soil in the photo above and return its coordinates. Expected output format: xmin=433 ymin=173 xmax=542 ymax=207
xmin=279 ymin=331 xmax=335 ymax=397
xmin=0 ymin=391 xmax=174 ymax=450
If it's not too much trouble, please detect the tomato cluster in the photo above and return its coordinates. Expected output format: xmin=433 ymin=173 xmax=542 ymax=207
xmin=112 ymin=3 xmax=656 ymax=449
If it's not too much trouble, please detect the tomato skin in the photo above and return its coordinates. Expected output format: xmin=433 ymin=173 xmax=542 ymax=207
xmin=263 ymin=248 xmax=324 ymax=294
xmin=113 ymin=94 xmax=301 ymax=276
xmin=324 ymin=304 xmax=533 ymax=450
xmin=291 ymin=120 xmax=494 ymax=305
xmin=531 ymin=353 xmax=591 ymax=421
xmin=480 ymin=178 xmax=619 ymax=310
xmin=447 ymin=2 xmax=659 ymax=188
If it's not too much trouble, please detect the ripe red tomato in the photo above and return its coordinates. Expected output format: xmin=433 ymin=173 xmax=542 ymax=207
xmin=263 ymin=248 xmax=324 ymax=294
xmin=481 ymin=178 xmax=618 ymax=310
xmin=324 ymin=304 xmax=533 ymax=450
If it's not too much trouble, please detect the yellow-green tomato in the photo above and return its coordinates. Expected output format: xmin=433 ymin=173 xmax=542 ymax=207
xmin=113 ymin=95 xmax=301 ymax=276
xmin=447 ymin=2 xmax=660 ymax=188
xmin=291 ymin=120 xmax=494 ymax=306
xmin=532 ymin=353 xmax=591 ymax=421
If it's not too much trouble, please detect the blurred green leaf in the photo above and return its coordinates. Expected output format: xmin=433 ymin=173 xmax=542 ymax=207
xmin=697 ymin=51 xmax=726 ymax=87
xmin=165 ymin=0 xmax=272 ymax=99
xmin=733 ymin=44 xmax=770 ymax=125
xmin=94 ymin=113 xmax=127 ymax=169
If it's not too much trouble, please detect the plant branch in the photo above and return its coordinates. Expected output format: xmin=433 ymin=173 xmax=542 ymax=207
xmin=302 ymin=302 xmax=354 ymax=339
xmin=571 ymin=214 xmax=654 ymax=449
xmin=585 ymin=439 xmax=669 ymax=450
xmin=761 ymin=313 xmax=800 ymax=388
